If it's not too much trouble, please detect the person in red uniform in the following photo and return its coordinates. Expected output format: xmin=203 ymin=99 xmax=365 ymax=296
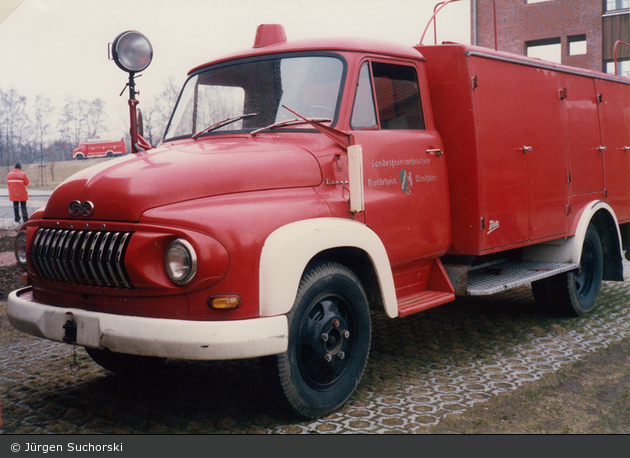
xmin=7 ymin=162 xmax=29 ymax=223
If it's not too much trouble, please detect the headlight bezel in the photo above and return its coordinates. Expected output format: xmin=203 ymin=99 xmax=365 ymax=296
xmin=163 ymin=238 xmax=198 ymax=286
xmin=14 ymin=230 xmax=28 ymax=270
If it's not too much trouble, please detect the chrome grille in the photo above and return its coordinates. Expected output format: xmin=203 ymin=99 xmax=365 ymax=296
xmin=31 ymin=228 xmax=133 ymax=288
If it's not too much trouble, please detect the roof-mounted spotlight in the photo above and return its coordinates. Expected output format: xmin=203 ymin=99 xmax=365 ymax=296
xmin=109 ymin=30 xmax=154 ymax=153
xmin=111 ymin=30 xmax=153 ymax=73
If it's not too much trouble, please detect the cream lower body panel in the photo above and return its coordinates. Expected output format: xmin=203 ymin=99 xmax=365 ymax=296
xmin=7 ymin=287 xmax=288 ymax=360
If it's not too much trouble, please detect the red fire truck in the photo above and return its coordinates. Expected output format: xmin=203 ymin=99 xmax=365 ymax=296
xmin=7 ymin=20 xmax=630 ymax=419
xmin=72 ymin=138 xmax=126 ymax=159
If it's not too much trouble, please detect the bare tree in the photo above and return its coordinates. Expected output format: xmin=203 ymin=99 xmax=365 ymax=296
xmin=58 ymin=96 xmax=84 ymax=147
xmin=34 ymin=95 xmax=54 ymax=164
xmin=142 ymin=77 xmax=181 ymax=146
xmin=57 ymin=96 xmax=107 ymax=157
xmin=0 ymin=87 xmax=29 ymax=167
xmin=85 ymin=98 xmax=105 ymax=139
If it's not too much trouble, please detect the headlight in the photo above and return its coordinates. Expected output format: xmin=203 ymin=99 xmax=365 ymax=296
xmin=164 ymin=239 xmax=197 ymax=285
xmin=14 ymin=230 xmax=27 ymax=269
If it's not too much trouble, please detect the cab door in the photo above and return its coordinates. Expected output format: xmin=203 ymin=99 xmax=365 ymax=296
xmin=350 ymin=60 xmax=450 ymax=268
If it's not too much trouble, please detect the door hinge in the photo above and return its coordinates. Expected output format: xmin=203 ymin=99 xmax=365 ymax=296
xmin=480 ymin=216 xmax=485 ymax=231
xmin=566 ymin=204 xmax=572 ymax=215
xmin=335 ymin=154 xmax=343 ymax=172
xmin=559 ymin=88 xmax=567 ymax=100
xmin=567 ymin=172 xmax=571 ymax=184
xmin=472 ymin=75 xmax=478 ymax=89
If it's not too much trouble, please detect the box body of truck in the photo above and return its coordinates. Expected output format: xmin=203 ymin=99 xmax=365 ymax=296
xmin=73 ymin=138 xmax=126 ymax=159
xmin=419 ymin=43 xmax=630 ymax=257
xmin=7 ymin=24 xmax=630 ymax=419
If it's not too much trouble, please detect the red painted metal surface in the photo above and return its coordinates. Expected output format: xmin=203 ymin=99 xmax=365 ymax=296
xmin=22 ymin=29 xmax=630 ymax=324
xmin=419 ymin=42 xmax=630 ymax=255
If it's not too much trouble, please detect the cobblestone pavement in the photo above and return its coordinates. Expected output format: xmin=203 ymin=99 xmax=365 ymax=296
xmin=274 ymin=282 xmax=630 ymax=433
xmin=2 ymin=269 xmax=630 ymax=434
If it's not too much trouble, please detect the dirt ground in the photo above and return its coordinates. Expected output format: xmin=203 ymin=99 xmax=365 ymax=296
xmin=424 ymin=335 xmax=630 ymax=433
xmin=2 ymin=229 xmax=630 ymax=434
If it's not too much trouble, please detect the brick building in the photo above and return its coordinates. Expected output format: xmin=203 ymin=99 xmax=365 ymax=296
xmin=471 ymin=0 xmax=630 ymax=77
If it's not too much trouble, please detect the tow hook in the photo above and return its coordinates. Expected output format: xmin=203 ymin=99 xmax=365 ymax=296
xmin=63 ymin=320 xmax=77 ymax=344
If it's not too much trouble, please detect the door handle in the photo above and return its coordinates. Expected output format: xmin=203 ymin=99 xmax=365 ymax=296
xmin=426 ymin=148 xmax=443 ymax=157
xmin=523 ymin=145 xmax=532 ymax=153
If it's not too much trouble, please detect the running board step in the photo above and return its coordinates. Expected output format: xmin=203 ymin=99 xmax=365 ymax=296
xmin=466 ymin=260 xmax=579 ymax=296
xmin=397 ymin=290 xmax=455 ymax=318
xmin=396 ymin=258 xmax=456 ymax=318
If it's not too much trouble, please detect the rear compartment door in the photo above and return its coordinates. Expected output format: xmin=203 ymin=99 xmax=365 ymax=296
xmin=469 ymin=57 xmax=568 ymax=250
xmin=595 ymin=78 xmax=630 ymax=223
xmin=559 ymin=73 xmax=604 ymax=197
xmin=520 ymin=65 xmax=568 ymax=240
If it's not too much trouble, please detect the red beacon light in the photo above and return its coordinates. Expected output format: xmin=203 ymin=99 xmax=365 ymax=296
xmin=109 ymin=30 xmax=154 ymax=152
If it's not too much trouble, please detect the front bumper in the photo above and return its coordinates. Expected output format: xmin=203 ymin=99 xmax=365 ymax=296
xmin=7 ymin=287 xmax=288 ymax=360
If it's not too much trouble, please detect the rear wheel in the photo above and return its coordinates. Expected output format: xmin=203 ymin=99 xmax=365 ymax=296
xmin=263 ymin=262 xmax=371 ymax=419
xmin=532 ymin=224 xmax=603 ymax=316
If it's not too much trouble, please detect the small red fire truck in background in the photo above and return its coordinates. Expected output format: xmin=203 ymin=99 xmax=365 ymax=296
xmin=7 ymin=16 xmax=630 ymax=419
xmin=72 ymin=138 xmax=126 ymax=159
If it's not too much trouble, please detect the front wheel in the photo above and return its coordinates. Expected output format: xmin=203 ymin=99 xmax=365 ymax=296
xmin=532 ymin=224 xmax=603 ymax=316
xmin=263 ymin=262 xmax=371 ymax=419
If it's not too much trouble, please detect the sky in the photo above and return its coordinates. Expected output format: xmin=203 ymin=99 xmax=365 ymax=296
xmin=0 ymin=0 xmax=471 ymax=140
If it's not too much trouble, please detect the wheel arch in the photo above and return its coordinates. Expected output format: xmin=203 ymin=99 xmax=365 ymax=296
xmin=259 ymin=218 xmax=398 ymax=318
xmin=524 ymin=200 xmax=623 ymax=281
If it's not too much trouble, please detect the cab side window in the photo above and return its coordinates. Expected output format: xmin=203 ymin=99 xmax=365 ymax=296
xmin=351 ymin=63 xmax=378 ymax=129
xmin=351 ymin=61 xmax=425 ymax=131
xmin=372 ymin=62 xmax=425 ymax=130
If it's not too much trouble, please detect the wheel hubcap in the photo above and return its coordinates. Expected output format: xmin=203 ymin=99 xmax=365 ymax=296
xmin=298 ymin=294 xmax=354 ymax=389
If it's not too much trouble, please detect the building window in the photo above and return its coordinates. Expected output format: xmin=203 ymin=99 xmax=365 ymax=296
xmin=606 ymin=0 xmax=630 ymax=11
xmin=526 ymin=38 xmax=562 ymax=63
xmin=568 ymin=34 xmax=587 ymax=56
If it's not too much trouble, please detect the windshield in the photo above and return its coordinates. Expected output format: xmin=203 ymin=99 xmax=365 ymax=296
xmin=163 ymin=55 xmax=345 ymax=141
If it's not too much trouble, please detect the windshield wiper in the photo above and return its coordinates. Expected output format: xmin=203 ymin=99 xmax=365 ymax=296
xmin=192 ymin=113 xmax=257 ymax=140
xmin=250 ymin=117 xmax=332 ymax=137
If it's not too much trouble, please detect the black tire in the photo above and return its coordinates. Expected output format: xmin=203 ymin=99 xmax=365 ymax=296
xmin=532 ymin=224 xmax=603 ymax=316
xmin=263 ymin=262 xmax=371 ymax=419
xmin=85 ymin=347 xmax=166 ymax=375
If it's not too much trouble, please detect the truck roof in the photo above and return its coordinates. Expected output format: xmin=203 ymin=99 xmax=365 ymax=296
xmin=188 ymin=36 xmax=426 ymax=75
xmin=419 ymin=42 xmax=630 ymax=85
